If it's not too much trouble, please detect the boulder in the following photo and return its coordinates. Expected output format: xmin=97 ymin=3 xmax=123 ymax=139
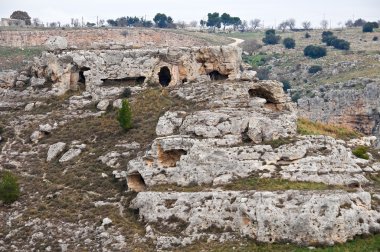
xmin=30 ymin=131 xmax=44 ymax=143
xmin=59 ymin=149 xmax=82 ymax=163
xmin=97 ymin=100 xmax=110 ymax=111
xmin=47 ymin=142 xmax=66 ymax=162
xmin=0 ymin=70 xmax=17 ymax=88
xmin=30 ymin=77 xmax=46 ymax=87
xmin=44 ymin=36 xmax=68 ymax=51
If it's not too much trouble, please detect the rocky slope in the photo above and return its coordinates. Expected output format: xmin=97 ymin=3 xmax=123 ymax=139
xmin=0 ymin=43 xmax=380 ymax=251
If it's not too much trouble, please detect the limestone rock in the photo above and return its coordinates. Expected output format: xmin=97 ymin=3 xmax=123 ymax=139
xmin=97 ymin=100 xmax=110 ymax=111
xmin=112 ymin=99 xmax=122 ymax=109
xmin=156 ymin=111 xmax=187 ymax=136
xmin=0 ymin=70 xmax=17 ymax=88
xmin=45 ymin=36 xmax=68 ymax=51
xmin=59 ymin=149 xmax=82 ymax=163
xmin=30 ymin=77 xmax=46 ymax=87
xmin=131 ymin=190 xmax=380 ymax=248
xmin=30 ymin=131 xmax=44 ymax=143
xmin=24 ymin=103 xmax=35 ymax=111
xmin=39 ymin=124 xmax=53 ymax=133
xmin=47 ymin=142 xmax=66 ymax=162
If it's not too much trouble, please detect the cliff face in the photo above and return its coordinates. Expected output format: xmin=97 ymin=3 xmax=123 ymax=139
xmin=297 ymin=78 xmax=380 ymax=145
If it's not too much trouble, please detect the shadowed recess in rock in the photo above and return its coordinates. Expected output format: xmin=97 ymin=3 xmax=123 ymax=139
xmin=127 ymin=172 xmax=146 ymax=192
xmin=209 ymin=70 xmax=228 ymax=81
xmin=158 ymin=66 xmax=171 ymax=86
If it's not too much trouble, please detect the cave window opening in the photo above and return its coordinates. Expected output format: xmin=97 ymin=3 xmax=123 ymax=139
xmin=248 ymin=87 xmax=276 ymax=104
xmin=208 ymin=70 xmax=228 ymax=81
xmin=158 ymin=66 xmax=172 ymax=87
xmin=78 ymin=66 xmax=90 ymax=85
xmin=127 ymin=172 xmax=146 ymax=192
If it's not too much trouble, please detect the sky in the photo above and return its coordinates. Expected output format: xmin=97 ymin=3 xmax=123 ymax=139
xmin=0 ymin=0 xmax=379 ymax=28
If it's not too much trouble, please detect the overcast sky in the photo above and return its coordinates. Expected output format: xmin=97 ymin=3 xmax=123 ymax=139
xmin=1 ymin=0 xmax=379 ymax=28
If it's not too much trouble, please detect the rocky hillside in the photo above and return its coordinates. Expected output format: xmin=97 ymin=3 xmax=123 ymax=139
xmin=1 ymin=40 xmax=380 ymax=251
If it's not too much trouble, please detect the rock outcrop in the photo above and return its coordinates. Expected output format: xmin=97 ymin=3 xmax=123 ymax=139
xmin=297 ymin=78 xmax=380 ymax=146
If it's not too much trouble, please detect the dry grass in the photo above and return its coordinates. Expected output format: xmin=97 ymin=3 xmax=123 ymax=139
xmin=0 ymin=46 xmax=45 ymax=71
xmin=297 ymin=118 xmax=361 ymax=140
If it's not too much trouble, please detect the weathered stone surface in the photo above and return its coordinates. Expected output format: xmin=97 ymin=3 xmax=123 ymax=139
xmin=47 ymin=142 xmax=66 ymax=162
xmin=24 ymin=103 xmax=35 ymax=111
xmin=30 ymin=131 xmax=44 ymax=143
xmin=297 ymin=78 xmax=380 ymax=146
xmin=44 ymin=36 xmax=68 ymax=50
xmin=59 ymin=149 xmax=82 ymax=163
xmin=131 ymin=190 xmax=380 ymax=248
xmin=0 ymin=70 xmax=17 ymax=88
xmin=156 ymin=111 xmax=187 ymax=136
xmin=30 ymin=77 xmax=46 ymax=87
xmin=39 ymin=124 xmax=53 ymax=133
xmin=97 ymin=99 xmax=109 ymax=111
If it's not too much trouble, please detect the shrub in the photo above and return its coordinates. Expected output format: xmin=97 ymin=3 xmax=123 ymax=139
xmin=304 ymin=45 xmax=327 ymax=58
xmin=321 ymin=31 xmax=334 ymax=40
xmin=121 ymin=87 xmax=132 ymax=98
xmin=0 ymin=171 xmax=20 ymax=204
xmin=305 ymin=32 xmax=311 ymax=38
xmin=363 ymin=22 xmax=374 ymax=33
xmin=323 ymin=35 xmax=338 ymax=46
xmin=291 ymin=92 xmax=301 ymax=103
xmin=117 ymin=99 xmax=132 ymax=130
xmin=255 ymin=67 xmax=270 ymax=80
xmin=281 ymin=80 xmax=291 ymax=93
xmin=283 ymin=38 xmax=295 ymax=49
xmin=352 ymin=146 xmax=369 ymax=160
xmin=331 ymin=39 xmax=350 ymax=50
xmin=373 ymin=36 xmax=378 ymax=41
xmin=308 ymin=65 xmax=322 ymax=74
xmin=262 ymin=29 xmax=281 ymax=45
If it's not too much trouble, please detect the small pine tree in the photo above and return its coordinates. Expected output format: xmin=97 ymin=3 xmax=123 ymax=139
xmin=117 ymin=99 xmax=132 ymax=130
xmin=0 ymin=171 xmax=20 ymax=204
xmin=283 ymin=38 xmax=295 ymax=49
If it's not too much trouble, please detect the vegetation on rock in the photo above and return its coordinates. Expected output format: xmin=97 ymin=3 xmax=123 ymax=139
xmin=117 ymin=99 xmax=133 ymax=130
xmin=352 ymin=146 xmax=370 ymax=160
xmin=0 ymin=171 xmax=20 ymax=204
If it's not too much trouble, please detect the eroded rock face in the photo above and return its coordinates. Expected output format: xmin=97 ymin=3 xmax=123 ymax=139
xmin=297 ymin=78 xmax=380 ymax=146
xmin=131 ymin=190 xmax=380 ymax=249
xmin=44 ymin=36 xmax=68 ymax=51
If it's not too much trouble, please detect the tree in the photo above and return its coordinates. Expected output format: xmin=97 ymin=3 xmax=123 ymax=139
xmin=231 ymin=17 xmax=242 ymax=31
xmin=117 ymin=100 xmax=132 ymax=130
xmin=86 ymin=22 xmax=96 ymax=27
xmin=320 ymin=20 xmax=328 ymax=29
xmin=71 ymin=18 xmax=80 ymax=27
xmin=240 ymin=20 xmax=248 ymax=32
xmin=221 ymin=13 xmax=231 ymax=30
xmin=304 ymin=45 xmax=327 ymax=58
xmin=0 ymin=171 xmax=20 ymax=204
xmin=32 ymin=18 xmax=41 ymax=27
xmin=302 ymin=21 xmax=311 ymax=30
xmin=189 ymin=20 xmax=198 ymax=27
xmin=200 ymin=20 xmax=206 ymax=28
xmin=206 ymin=12 xmax=221 ymax=31
xmin=353 ymin=18 xmax=366 ymax=27
xmin=287 ymin=18 xmax=296 ymax=30
xmin=250 ymin=19 xmax=261 ymax=30
xmin=363 ymin=22 xmax=374 ymax=33
xmin=10 ymin=10 xmax=31 ymax=25
xmin=278 ymin=21 xmax=288 ymax=32
xmin=153 ymin=13 xmax=173 ymax=28
xmin=283 ymin=38 xmax=295 ymax=49
xmin=345 ymin=20 xmax=354 ymax=28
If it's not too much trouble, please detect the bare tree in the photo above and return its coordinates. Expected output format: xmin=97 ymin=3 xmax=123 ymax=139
xmin=301 ymin=21 xmax=311 ymax=30
xmin=278 ymin=21 xmax=288 ymax=32
xmin=345 ymin=20 xmax=353 ymax=27
xmin=240 ymin=20 xmax=248 ymax=32
xmin=49 ymin=22 xmax=58 ymax=28
xmin=320 ymin=19 xmax=328 ymax=29
xmin=71 ymin=18 xmax=79 ymax=27
xmin=189 ymin=20 xmax=198 ymax=27
xmin=176 ymin=21 xmax=187 ymax=29
xmin=32 ymin=18 xmax=41 ymax=27
xmin=249 ymin=18 xmax=261 ymax=30
xmin=99 ymin=19 xmax=105 ymax=26
xmin=287 ymin=18 xmax=296 ymax=30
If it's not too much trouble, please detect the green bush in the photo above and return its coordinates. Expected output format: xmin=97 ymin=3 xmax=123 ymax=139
xmin=281 ymin=80 xmax=291 ymax=93
xmin=262 ymin=29 xmax=281 ymax=45
xmin=117 ymin=99 xmax=132 ymax=130
xmin=0 ymin=171 xmax=20 ymax=204
xmin=363 ymin=22 xmax=374 ymax=33
xmin=324 ymin=35 xmax=338 ymax=46
xmin=308 ymin=65 xmax=322 ymax=74
xmin=373 ymin=36 xmax=379 ymax=41
xmin=304 ymin=45 xmax=327 ymax=58
xmin=283 ymin=38 xmax=295 ymax=49
xmin=352 ymin=146 xmax=369 ymax=160
xmin=121 ymin=87 xmax=132 ymax=98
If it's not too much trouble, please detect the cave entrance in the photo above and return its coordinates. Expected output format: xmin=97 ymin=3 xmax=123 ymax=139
xmin=208 ymin=70 xmax=228 ymax=81
xmin=157 ymin=144 xmax=187 ymax=168
xmin=158 ymin=66 xmax=171 ymax=87
xmin=127 ymin=172 xmax=146 ymax=192
xmin=78 ymin=66 xmax=90 ymax=88
xmin=248 ymin=87 xmax=277 ymax=103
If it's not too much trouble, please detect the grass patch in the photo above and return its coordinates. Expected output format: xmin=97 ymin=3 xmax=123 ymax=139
xmin=297 ymin=118 xmax=361 ymax=140
xmin=150 ymin=177 xmax=344 ymax=192
xmin=0 ymin=46 xmax=45 ymax=71
xmin=180 ymin=234 xmax=380 ymax=252
xmin=222 ymin=177 xmax=342 ymax=191
xmin=352 ymin=146 xmax=370 ymax=160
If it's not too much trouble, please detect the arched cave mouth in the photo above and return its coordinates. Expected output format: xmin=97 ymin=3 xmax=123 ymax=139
xmin=248 ymin=87 xmax=276 ymax=104
xmin=209 ymin=70 xmax=228 ymax=81
xmin=158 ymin=66 xmax=172 ymax=87
xmin=127 ymin=172 xmax=146 ymax=192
